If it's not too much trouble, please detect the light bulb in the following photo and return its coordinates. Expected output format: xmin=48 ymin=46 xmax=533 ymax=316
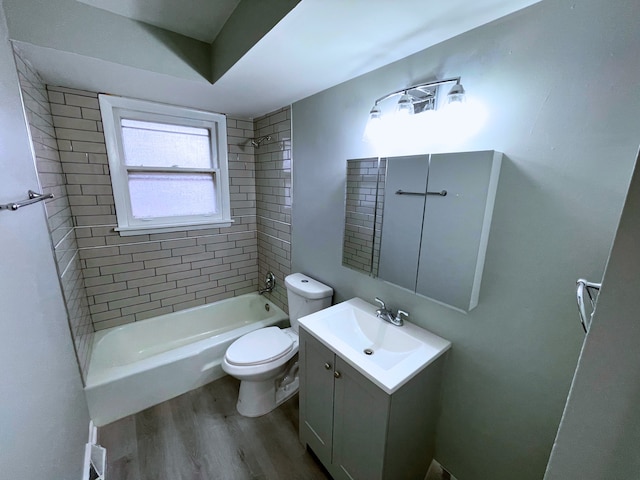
xmin=395 ymin=93 xmax=414 ymax=116
xmin=447 ymin=83 xmax=466 ymax=105
xmin=363 ymin=104 xmax=383 ymax=141
xmin=369 ymin=104 xmax=382 ymax=121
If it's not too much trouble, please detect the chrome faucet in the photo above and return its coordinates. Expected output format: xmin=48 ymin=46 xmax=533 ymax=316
xmin=374 ymin=297 xmax=408 ymax=326
xmin=259 ymin=272 xmax=276 ymax=295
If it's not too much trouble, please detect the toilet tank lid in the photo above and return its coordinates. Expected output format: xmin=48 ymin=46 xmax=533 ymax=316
xmin=285 ymin=273 xmax=333 ymax=299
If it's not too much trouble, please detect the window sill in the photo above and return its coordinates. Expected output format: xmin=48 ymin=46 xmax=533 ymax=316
xmin=115 ymin=220 xmax=234 ymax=236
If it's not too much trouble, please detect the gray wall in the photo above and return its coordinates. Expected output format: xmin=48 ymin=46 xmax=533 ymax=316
xmin=0 ymin=2 xmax=90 ymax=478
xmin=291 ymin=1 xmax=640 ymax=479
xmin=4 ymin=0 xmax=210 ymax=81
xmin=210 ymin=0 xmax=300 ymax=83
xmin=544 ymin=147 xmax=640 ymax=478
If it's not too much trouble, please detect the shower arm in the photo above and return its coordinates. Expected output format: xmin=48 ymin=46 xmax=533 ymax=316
xmin=251 ymin=135 xmax=272 ymax=147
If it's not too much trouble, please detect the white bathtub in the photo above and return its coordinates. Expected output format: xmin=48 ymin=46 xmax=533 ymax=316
xmin=84 ymin=293 xmax=288 ymax=426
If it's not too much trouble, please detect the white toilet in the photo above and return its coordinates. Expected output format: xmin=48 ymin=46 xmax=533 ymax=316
xmin=222 ymin=273 xmax=333 ymax=417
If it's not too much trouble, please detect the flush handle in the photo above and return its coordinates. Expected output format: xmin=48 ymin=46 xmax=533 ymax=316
xmin=334 ymin=371 xmax=341 ymax=379
xmin=324 ymin=362 xmax=331 ymax=370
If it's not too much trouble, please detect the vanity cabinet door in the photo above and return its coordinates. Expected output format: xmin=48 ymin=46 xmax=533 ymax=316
xmin=300 ymin=326 xmax=443 ymax=480
xmin=416 ymin=150 xmax=502 ymax=310
xmin=299 ymin=330 xmax=336 ymax=467
xmin=332 ymin=356 xmax=390 ymax=480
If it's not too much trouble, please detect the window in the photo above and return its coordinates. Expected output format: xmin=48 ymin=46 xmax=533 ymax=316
xmin=99 ymin=95 xmax=231 ymax=236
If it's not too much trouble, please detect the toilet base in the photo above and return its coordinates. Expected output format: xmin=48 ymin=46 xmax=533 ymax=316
xmin=236 ymin=376 xmax=299 ymax=417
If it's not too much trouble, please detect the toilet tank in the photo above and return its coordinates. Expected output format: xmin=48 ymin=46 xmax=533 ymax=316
xmin=285 ymin=273 xmax=333 ymax=332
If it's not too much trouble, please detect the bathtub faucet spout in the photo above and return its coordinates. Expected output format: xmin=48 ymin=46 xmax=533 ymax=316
xmin=259 ymin=271 xmax=276 ymax=295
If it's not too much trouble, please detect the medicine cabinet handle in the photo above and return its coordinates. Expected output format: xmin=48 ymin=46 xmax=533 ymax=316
xmin=395 ymin=189 xmax=447 ymax=197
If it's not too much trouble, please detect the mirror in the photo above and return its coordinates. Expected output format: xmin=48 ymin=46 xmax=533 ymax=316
xmin=342 ymin=157 xmax=386 ymax=276
xmin=342 ymin=151 xmax=502 ymax=311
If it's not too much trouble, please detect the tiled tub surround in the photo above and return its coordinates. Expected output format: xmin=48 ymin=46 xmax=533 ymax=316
xmin=79 ymin=224 xmax=260 ymax=330
xmin=38 ymin=83 xmax=293 ymax=332
xmin=44 ymin=86 xmax=260 ymax=330
xmin=14 ymin=52 xmax=294 ymax=355
xmin=254 ymin=108 xmax=292 ymax=312
xmin=14 ymin=49 xmax=94 ymax=381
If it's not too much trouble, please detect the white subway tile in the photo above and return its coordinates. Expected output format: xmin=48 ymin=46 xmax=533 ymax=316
xmin=63 ymin=93 xmax=99 ymax=109
xmin=109 ymin=294 xmax=151 ymax=310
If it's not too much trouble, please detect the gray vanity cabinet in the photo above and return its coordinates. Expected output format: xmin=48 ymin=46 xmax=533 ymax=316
xmin=299 ymin=328 xmax=443 ymax=480
xmin=299 ymin=328 xmax=336 ymax=467
xmin=332 ymin=356 xmax=389 ymax=479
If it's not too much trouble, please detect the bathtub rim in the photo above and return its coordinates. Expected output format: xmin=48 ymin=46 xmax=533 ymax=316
xmin=85 ymin=293 xmax=288 ymax=389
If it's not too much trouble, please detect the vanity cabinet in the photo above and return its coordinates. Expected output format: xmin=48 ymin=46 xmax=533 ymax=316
xmin=299 ymin=328 xmax=444 ymax=480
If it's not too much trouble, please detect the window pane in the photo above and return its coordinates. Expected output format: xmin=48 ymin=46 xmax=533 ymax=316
xmin=121 ymin=119 xmax=212 ymax=168
xmin=128 ymin=173 xmax=217 ymax=218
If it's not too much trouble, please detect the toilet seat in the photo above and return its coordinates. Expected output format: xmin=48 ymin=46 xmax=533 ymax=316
xmin=225 ymin=326 xmax=293 ymax=366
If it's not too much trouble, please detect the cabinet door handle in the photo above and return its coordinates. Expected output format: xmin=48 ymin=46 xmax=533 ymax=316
xmin=324 ymin=362 xmax=332 ymax=370
xmin=334 ymin=371 xmax=341 ymax=379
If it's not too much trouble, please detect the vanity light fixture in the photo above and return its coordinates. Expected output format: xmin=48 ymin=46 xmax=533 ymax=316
xmin=364 ymin=77 xmax=466 ymax=139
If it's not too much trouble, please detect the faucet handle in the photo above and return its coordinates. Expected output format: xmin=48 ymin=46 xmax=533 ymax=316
xmin=395 ymin=310 xmax=409 ymax=324
xmin=374 ymin=297 xmax=387 ymax=310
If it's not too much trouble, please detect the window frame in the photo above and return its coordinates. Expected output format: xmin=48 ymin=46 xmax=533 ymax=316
xmin=99 ymin=95 xmax=231 ymax=236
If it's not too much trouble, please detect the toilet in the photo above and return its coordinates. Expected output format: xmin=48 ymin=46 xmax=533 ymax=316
xmin=222 ymin=273 xmax=333 ymax=417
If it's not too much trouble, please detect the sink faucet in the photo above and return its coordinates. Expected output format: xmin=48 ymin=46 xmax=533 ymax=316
xmin=374 ymin=297 xmax=409 ymax=326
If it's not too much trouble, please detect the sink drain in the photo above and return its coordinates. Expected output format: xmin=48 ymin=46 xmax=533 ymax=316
xmin=364 ymin=348 xmax=374 ymax=355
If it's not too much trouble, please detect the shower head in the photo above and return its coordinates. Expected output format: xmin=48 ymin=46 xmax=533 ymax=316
xmin=250 ymin=135 xmax=272 ymax=148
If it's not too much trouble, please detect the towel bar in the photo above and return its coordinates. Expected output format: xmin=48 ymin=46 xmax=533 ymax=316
xmin=0 ymin=190 xmax=54 ymax=211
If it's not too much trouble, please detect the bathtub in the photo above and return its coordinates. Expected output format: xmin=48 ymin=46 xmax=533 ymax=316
xmin=84 ymin=293 xmax=288 ymax=426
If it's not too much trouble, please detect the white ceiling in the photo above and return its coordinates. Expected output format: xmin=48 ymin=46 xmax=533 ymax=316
xmin=75 ymin=0 xmax=241 ymax=43
xmin=22 ymin=0 xmax=541 ymax=118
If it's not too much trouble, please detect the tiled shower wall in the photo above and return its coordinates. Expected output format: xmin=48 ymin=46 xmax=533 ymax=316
xmin=254 ymin=108 xmax=292 ymax=311
xmin=13 ymin=49 xmax=94 ymax=381
xmin=15 ymin=48 xmax=292 ymax=354
xmin=44 ymin=87 xmax=261 ymax=330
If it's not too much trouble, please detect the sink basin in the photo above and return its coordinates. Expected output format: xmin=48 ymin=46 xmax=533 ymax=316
xmin=298 ymin=297 xmax=451 ymax=394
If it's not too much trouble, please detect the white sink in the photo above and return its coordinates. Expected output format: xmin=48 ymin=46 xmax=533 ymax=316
xmin=298 ymin=297 xmax=451 ymax=394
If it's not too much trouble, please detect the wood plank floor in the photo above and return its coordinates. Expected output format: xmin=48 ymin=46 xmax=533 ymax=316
xmin=99 ymin=375 xmax=331 ymax=480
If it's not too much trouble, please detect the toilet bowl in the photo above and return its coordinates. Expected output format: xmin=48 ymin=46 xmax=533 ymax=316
xmin=222 ymin=273 xmax=333 ymax=417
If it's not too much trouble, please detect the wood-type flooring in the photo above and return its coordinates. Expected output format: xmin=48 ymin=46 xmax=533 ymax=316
xmin=99 ymin=375 xmax=330 ymax=480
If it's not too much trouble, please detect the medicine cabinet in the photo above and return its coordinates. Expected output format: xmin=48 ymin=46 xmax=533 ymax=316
xmin=342 ymin=150 xmax=502 ymax=311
